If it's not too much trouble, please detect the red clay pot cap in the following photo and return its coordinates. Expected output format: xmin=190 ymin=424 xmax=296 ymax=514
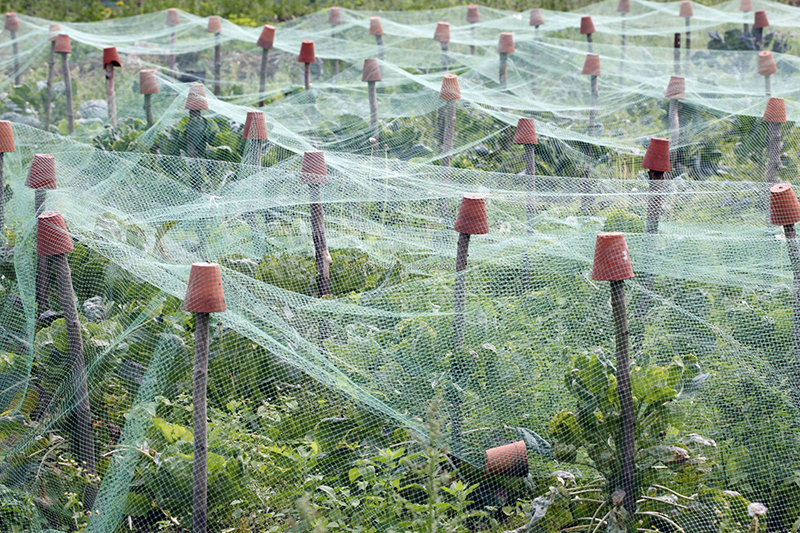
xmin=37 ymin=212 xmax=73 ymax=256
xmin=485 ymin=441 xmax=528 ymax=477
xmin=757 ymin=50 xmax=777 ymax=76
xmin=513 ymin=117 xmax=537 ymax=145
xmin=26 ymin=154 xmax=57 ymax=189
xmin=530 ymin=8 xmax=545 ymax=26
xmin=440 ymin=73 xmax=461 ymax=101
xmin=103 ymin=47 xmax=121 ymax=69
xmin=581 ymin=54 xmax=601 ymax=76
xmin=433 ymin=21 xmax=450 ymax=43
xmin=466 ymin=5 xmax=480 ymax=24
xmin=665 ymin=75 xmax=685 ymax=100
xmin=242 ymin=110 xmax=268 ymax=140
xmin=498 ymin=32 xmax=515 ymax=54
xmin=53 ymin=34 xmax=71 ymax=54
xmin=329 ymin=6 xmax=342 ymax=26
xmin=580 ymin=16 xmax=595 ymax=35
xmin=369 ymin=16 xmax=384 ymax=36
xmin=679 ymin=1 xmax=693 ymax=18
xmin=185 ymin=83 xmax=209 ymax=111
xmin=139 ymin=69 xmax=159 ymax=95
xmin=754 ymin=10 xmax=769 ymax=29
xmin=183 ymin=262 xmax=226 ymax=313
xmin=298 ymin=40 xmax=316 ymax=63
xmin=454 ymin=194 xmax=489 ymax=235
xmin=770 ymin=183 xmax=800 ymax=226
xmin=4 ymin=13 xmax=19 ymax=32
xmin=0 ymin=120 xmax=14 ymax=153
xmin=257 ymin=24 xmax=275 ymax=49
xmin=362 ymin=58 xmax=381 ymax=82
xmin=642 ymin=137 xmax=670 ymax=172
xmin=207 ymin=16 xmax=222 ymax=34
xmin=166 ymin=8 xmax=180 ymax=26
xmin=763 ymin=97 xmax=786 ymax=123
xmin=592 ymin=232 xmax=634 ymax=281
xmin=616 ymin=0 xmax=630 ymax=13
xmin=300 ymin=151 xmax=327 ymax=184
xmin=740 ymin=0 xmax=753 ymax=12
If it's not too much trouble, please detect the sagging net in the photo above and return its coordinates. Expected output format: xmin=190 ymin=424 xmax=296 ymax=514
xmin=1 ymin=0 xmax=800 ymax=531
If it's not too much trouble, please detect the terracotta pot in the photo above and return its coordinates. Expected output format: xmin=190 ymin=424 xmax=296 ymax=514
xmin=764 ymin=97 xmax=786 ymax=123
xmin=592 ymin=232 xmax=634 ymax=281
xmin=740 ymin=0 xmax=753 ymax=12
xmin=329 ymin=6 xmax=342 ymax=26
xmin=369 ymin=16 xmax=384 ymax=36
xmin=207 ymin=16 xmax=222 ymax=34
xmin=498 ymin=32 xmax=515 ymax=54
xmin=580 ymin=16 xmax=595 ymax=35
xmin=103 ymin=47 xmax=121 ymax=69
xmin=770 ymin=183 xmax=800 ymax=226
xmin=53 ymin=34 xmax=71 ymax=54
xmin=166 ymin=8 xmax=180 ymax=27
xmin=26 ymin=154 xmax=57 ymax=190
xmin=754 ymin=10 xmax=769 ymax=29
xmin=139 ymin=69 xmax=159 ymax=95
xmin=665 ymin=75 xmax=685 ymax=100
xmin=439 ymin=73 xmax=461 ymax=101
xmin=242 ymin=110 xmax=268 ymax=140
xmin=48 ymin=23 xmax=61 ymax=41
xmin=513 ymin=117 xmax=537 ymax=145
xmin=530 ymin=8 xmax=545 ymax=26
xmin=581 ymin=54 xmax=601 ymax=76
xmin=485 ymin=441 xmax=528 ymax=477
xmin=257 ymin=25 xmax=275 ymax=50
xmin=300 ymin=151 xmax=328 ymax=185
xmin=433 ymin=22 xmax=450 ymax=43
xmin=4 ymin=12 xmax=19 ymax=32
xmin=617 ymin=0 xmax=630 ymax=14
xmin=37 ymin=212 xmax=73 ymax=256
xmin=362 ymin=58 xmax=381 ymax=82
xmin=0 ymin=120 xmax=15 ymax=153
xmin=679 ymin=1 xmax=693 ymax=18
xmin=185 ymin=83 xmax=209 ymax=111
xmin=454 ymin=194 xmax=489 ymax=235
xmin=298 ymin=40 xmax=316 ymax=63
xmin=466 ymin=4 xmax=480 ymax=24
xmin=758 ymin=50 xmax=777 ymax=76
xmin=642 ymin=137 xmax=670 ymax=172
xmin=183 ymin=262 xmax=226 ymax=313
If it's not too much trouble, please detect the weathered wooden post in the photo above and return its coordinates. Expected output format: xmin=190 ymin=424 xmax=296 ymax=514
xmin=514 ymin=118 xmax=537 ymax=292
xmin=44 ymin=23 xmax=60 ymax=131
xmin=166 ymin=8 xmax=180 ymax=74
xmin=363 ymin=58 xmax=381 ymax=144
xmin=0 ymin=121 xmax=13 ymax=234
xmin=580 ymin=16 xmax=595 ymax=53
xmin=673 ymin=32 xmax=681 ymax=76
xmin=679 ymin=1 xmax=692 ymax=75
xmin=299 ymin=40 xmax=315 ymax=91
xmin=369 ymin=16 xmax=384 ymax=61
xmin=433 ymin=21 xmax=450 ymax=71
xmin=256 ymin=25 xmax=275 ymax=107
xmin=207 ymin=16 xmax=222 ymax=97
xmin=185 ymin=83 xmax=209 ymax=170
xmin=242 ymin=109 xmax=268 ymax=166
xmin=618 ymin=0 xmax=629 ymax=78
xmin=581 ymin=54 xmax=600 ymax=212
xmin=140 ymin=69 xmax=159 ymax=128
xmin=498 ymin=32 xmax=514 ymax=89
xmin=26 ymin=154 xmax=56 ymax=313
xmin=54 ymin=35 xmax=74 ymax=135
xmin=758 ymin=50 xmax=777 ymax=97
xmin=329 ymin=7 xmax=342 ymax=76
xmin=440 ymin=73 xmax=460 ymax=169
xmin=741 ymin=0 xmax=752 ymax=35
xmin=300 ymin=150 xmax=332 ymax=311
xmin=485 ymin=441 xmax=528 ymax=477
xmin=467 ymin=5 xmax=479 ymax=56
xmin=5 ymin=13 xmax=20 ymax=85
xmin=754 ymin=11 xmax=768 ymax=51
xmin=103 ymin=47 xmax=121 ymax=129
xmin=38 ymin=212 xmax=98 ymax=510
xmin=665 ymin=75 xmax=685 ymax=172
xmin=764 ymin=97 xmax=785 ymax=185
xmin=530 ymin=8 xmax=544 ymax=40
xmin=591 ymin=232 xmax=637 ymax=519
xmin=183 ymin=261 xmax=226 ymax=533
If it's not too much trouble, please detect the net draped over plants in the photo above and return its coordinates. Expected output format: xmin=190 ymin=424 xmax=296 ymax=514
xmin=1 ymin=0 xmax=800 ymax=531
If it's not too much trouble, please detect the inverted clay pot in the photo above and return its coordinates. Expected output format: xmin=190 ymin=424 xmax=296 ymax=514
xmin=0 ymin=120 xmax=15 ymax=153
xmin=763 ymin=97 xmax=786 ymax=123
xmin=679 ymin=1 xmax=693 ymax=18
xmin=433 ymin=22 xmax=450 ymax=43
xmin=665 ymin=75 xmax=686 ymax=100
xmin=183 ymin=262 xmax=226 ymax=313
xmin=485 ymin=441 xmax=528 ymax=477
xmin=53 ymin=34 xmax=71 ymax=54
xmin=185 ymin=83 xmax=209 ymax=111
xmin=758 ymin=50 xmax=777 ymax=76
xmin=369 ymin=16 xmax=384 ymax=36
xmin=498 ymin=32 xmax=515 ymax=54
xmin=48 ymin=23 xmax=61 ymax=41
xmin=300 ymin=150 xmax=328 ymax=185
xmin=329 ymin=6 xmax=342 ymax=26
xmin=103 ymin=47 xmax=121 ymax=69
xmin=770 ymin=183 xmax=800 ymax=227
xmin=740 ymin=0 xmax=753 ymax=12
xmin=440 ymin=73 xmax=461 ymax=101
xmin=207 ymin=16 xmax=222 ymax=34
xmin=582 ymin=54 xmax=601 ymax=76
xmin=362 ymin=58 xmax=381 ymax=82
xmin=26 ymin=154 xmax=57 ymax=189
xmin=454 ymin=194 xmax=489 ymax=235
xmin=298 ymin=40 xmax=316 ymax=63
xmin=754 ymin=10 xmax=769 ymax=29
xmin=467 ymin=5 xmax=480 ymax=24
xmin=37 ymin=212 xmax=73 ymax=256
xmin=257 ymin=24 xmax=275 ymax=50
xmin=592 ymin=232 xmax=634 ymax=281
xmin=617 ymin=0 xmax=631 ymax=14
xmin=580 ymin=16 xmax=595 ymax=35
xmin=139 ymin=69 xmax=159 ymax=95
xmin=4 ymin=12 xmax=19 ymax=32
xmin=242 ymin=110 xmax=268 ymax=140
xmin=166 ymin=8 xmax=180 ymax=27
xmin=530 ymin=8 xmax=545 ymax=26
xmin=513 ymin=118 xmax=538 ymax=145
xmin=642 ymin=137 xmax=670 ymax=172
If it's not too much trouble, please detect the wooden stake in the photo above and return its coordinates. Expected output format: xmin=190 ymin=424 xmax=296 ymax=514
xmin=192 ymin=310 xmax=210 ymax=533
xmin=470 ymin=25 xmax=476 ymax=56
xmin=754 ymin=26 xmax=763 ymax=51
xmin=620 ymin=14 xmax=626 ymax=80
xmin=213 ymin=33 xmax=221 ymax=97
xmin=45 ymin=41 xmax=55 ymax=131
xmin=11 ymin=30 xmax=20 ymax=85
xmin=310 ymin=184 xmax=331 ymax=299
xmin=187 ymin=109 xmax=201 ymax=159
xmin=304 ymin=62 xmax=311 ymax=91
xmin=168 ymin=31 xmax=177 ymax=74
xmin=684 ymin=18 xmax=691 ymax=75
xmin=635 ymin=170 xmax=664 ymax=321
xmin=0 ymin=153 xmax=5 ymax=232
xmin=34 ymin=190 xmax=49 ymax=314
xmin=669 ymin=100 xmax=681 ymax=171
xmin=766 ymin=121 xmax=781 ymax=184
xmin=673 ymin=33 xmax=681 ymax=76
xmin=105 ymin=64 xmax=117 ymax=129
xmin=332 ymin=28 xmax=339 ymax=76
xmin=586 ymin=33 xmax=593 ymax=54
xmin=499 ymin=53 xmax=508 ymax=88
xmin=765 ymin=74 xmax=772 ymax=98
xmin=144 ymin=94 xmax=154 ymax=128
xmin=454 ymin=232 xmax=470 ymax=348
xmin=375 ymin=34 xmax=384 ymax=61
xmin=441 ymin=41 xmax=449 ymax=71
xmin=522 ymin=144 xmax=535 ymax=292
xmin=258 ymin=48 xmax=269 ymax=107
xmin=368 ymin=80 xmax=379 ymax=143
xmin=589 ymin=75 xmax=598 ymax=135
xmin=61 ymin=52 xmax=74 ymax=135
xmin=784 ymin=225 xmax=800 ymax=385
